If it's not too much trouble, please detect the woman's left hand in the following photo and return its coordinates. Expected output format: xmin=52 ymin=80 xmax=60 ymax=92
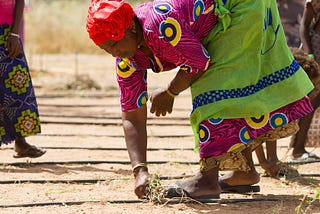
xmin=150 ymin=88 xmax=174 ymax=116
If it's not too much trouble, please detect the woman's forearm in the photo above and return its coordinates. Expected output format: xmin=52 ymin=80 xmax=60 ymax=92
xmin=122 ymin=105 xmax=148 ymax=167
xmin=167 ymin=70 xmax=205 ymax=95
xmin=299 ymin=3 xmax=314 ymax=54
xmin=12 ymin=0 xmax=24 ymax=34
xmin=300 ymin=25 xmax=312 ymax=54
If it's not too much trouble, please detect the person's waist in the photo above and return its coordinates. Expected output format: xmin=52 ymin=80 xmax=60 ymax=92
xmin=0 ymin=13 xmax=14 ymax=26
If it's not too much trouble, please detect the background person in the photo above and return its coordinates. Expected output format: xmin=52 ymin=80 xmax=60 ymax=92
xmin=255 ymin=47 xmax=320 ymax=178
xmin=300 ymin=0 xmax=320 ymax=63
xmin=0 ymin=0 xmax=45 ymax=158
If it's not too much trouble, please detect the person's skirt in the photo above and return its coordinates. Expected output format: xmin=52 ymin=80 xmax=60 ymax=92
xmin=0 ymin=25 xmax=41 ymax=145
xmin=189 ymin=0 xmax=314 ymax=172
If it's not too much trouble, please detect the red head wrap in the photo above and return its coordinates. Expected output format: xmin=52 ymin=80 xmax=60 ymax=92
xmin=86 ymin=0 xmax=135 ymax=45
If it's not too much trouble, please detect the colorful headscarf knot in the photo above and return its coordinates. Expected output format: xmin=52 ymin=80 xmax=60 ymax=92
xmin=86 ymin=0 xmax=135 ymax=45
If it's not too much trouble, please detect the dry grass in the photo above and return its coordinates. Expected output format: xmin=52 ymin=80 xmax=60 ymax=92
xmin=24 ymin=0 xmax=146 ymax=54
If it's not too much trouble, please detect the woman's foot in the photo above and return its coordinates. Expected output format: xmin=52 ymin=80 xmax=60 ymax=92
xmin=13 ymin=138 xmax=46 ymax=158
xmin=292 ymin=149 xmax=309 ymax=159
xmin=166 ymin=170 xmax=220 ymax=199
xmin=289 ymin=152 xmax=320 ymax=162
xmin=219 ymin=169 xmax=260 ymax=187
xmin=260 ymin=160 xmax=280 ymax=177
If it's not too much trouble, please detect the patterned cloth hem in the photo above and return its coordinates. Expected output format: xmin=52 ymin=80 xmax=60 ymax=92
xmin=199 ymin=121 xmax=299 ymax=172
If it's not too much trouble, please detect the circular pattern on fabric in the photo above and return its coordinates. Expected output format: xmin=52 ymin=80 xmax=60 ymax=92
xmin=193 ymin=0 xmax=205 ymax=21
xmin=116 ymin=58 xmax=136 ymax=78
xmin=159 ymin=17 xmax=181 ymax=46
xmin=208 ymin=117 xmax=223 ymax=125
xmin=137 ymin=91 xmax=148 ymax=107
xmin=245 ymin=114 xmax=269 ymax=129
xmin=269 ymin=113 xmax=288 ymax=129
xmin=154 ymin=3 xmax=172 ymax=15
xmin=199 ymin=124 xmax=210 ymax=144
xmin=228 ymin=143 xmax=244 ymax=152
xmin=202 ymin=45 xmax=210 ymax=58
xmin=239 ymin=126 xmax=251 ymax=144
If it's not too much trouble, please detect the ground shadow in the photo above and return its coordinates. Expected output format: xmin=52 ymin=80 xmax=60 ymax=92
xmin=179 ymin=194 xmax=320 ymax=214
xmin=0 ymin=163 xmax=132 ymax=176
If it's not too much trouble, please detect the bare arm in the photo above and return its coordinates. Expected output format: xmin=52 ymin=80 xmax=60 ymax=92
xmin=122 ymin=105 xmax=148 ymax=167
xmin=299 ymin=2 xmax=315 ymax=54
xmin=126 ymin=69 xmax=203 ymax=197
xmin=122 ymin=105 xmax=150 ymax=198
xmin=168 ymin=69 xmax=204 ymax=95
xmin=7 ymin=0 xmax=24 ymax=59
xmin=12 ymin=0 xmax=24 ymax=34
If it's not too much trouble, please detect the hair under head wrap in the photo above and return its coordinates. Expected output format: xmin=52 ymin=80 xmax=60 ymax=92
xmin=86 ymin=0 xmax=135 ymax=45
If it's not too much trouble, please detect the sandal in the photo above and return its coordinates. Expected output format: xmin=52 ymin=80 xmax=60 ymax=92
xmin=13 ymin=145 xmax=46 ymax=158
xmin=288 ymin=153 xmax=320 ymax=163
xmin=219 ymin=180 xmax=260 ymax=194
xmin=165 ymin=182 xmax=220 ymax=199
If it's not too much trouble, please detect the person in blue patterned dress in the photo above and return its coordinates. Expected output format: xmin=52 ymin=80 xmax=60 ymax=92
xmin=0 ymin=0 xmax=45 ymax=158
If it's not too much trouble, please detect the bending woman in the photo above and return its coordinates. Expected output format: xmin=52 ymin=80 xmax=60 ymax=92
xmin=87 ymin=0 xmax=314 ymax=199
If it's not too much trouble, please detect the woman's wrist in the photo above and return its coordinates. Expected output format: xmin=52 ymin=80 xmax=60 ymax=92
xmin=166 ymin=87 xmax=179 ymax=98
xmin=9 ymin=32 xmax=20 ymax=39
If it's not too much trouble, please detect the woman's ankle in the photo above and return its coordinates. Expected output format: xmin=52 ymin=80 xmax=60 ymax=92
xmin=14 ymin=137 xmax=30 ymax=152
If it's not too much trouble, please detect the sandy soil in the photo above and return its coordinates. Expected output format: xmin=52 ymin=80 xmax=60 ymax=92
xmin=0 ymin=54 xmax=319 ymax=214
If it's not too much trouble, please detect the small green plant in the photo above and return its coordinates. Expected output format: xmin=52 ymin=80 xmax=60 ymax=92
xmin=295 ymin=186 xmax=320 ymax=214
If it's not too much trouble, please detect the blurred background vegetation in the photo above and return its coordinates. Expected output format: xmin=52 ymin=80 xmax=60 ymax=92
xmin=24 ymin=0 xmax=147 ymax=54
xmin=24 ymin=0 xmax=304 ymax=54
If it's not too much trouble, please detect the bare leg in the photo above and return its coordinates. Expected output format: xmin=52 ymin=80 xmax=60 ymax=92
xmin=292 ymin=93 xmax=320 ymax=158
xmin=266 ymin=140 xmax=279 ymax=163
xmin=220 ymin=147 xmax=260 ymax=186
xmin=14 ymin=137 xmax=31 ymax=153
xmin=255 ymin=141 xmax=280 ymax=177
xmin=255 ymin=144 xmax=267 ymax=166
xmin=255 ymin=145 xmax=268 ymax=170
xmin=291 ymin=112 xmax=314 ymax=158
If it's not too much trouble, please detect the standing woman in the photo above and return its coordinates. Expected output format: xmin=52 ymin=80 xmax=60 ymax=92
xmin=87 ymin=0 xmax=314 ymax=199
xmin=0 ymin=0 xmax=45 ymax=158
xmin=292 ymin=0 xmax=320 ymax=161
xmin=300 ymin=0 xmax=320 ymax=63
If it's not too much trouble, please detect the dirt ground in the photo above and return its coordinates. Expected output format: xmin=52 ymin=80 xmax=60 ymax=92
xmin=0 ymin=54 xmax=320 ymax=214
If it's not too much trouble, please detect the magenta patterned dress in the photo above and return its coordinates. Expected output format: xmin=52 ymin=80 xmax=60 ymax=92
xmin=116 ymin=0 xmax=217 ymax=112
xmin=115 ymin=0 xmax=313 ymax=160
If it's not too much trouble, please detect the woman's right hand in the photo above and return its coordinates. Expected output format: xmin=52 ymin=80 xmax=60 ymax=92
xmin=7 ymin=34 xmax=22 ymax=59
xmin=134 ymin=168 xmax=152 ymax=198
